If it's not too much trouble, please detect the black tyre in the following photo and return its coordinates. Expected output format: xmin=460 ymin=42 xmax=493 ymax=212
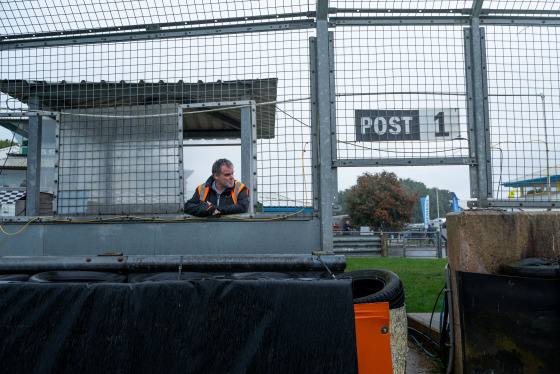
xmin=504 ymin=258 xmax=560 ymax=279
xmin=340 ymin=269 xmax=405 ymax=309
xmin=0 ymin=274 xmax=30 ymax=282
xmin=128 ymin=272 xmax=214 ymax=283
xmin=29 ymin=271 xmax=126 ymax=283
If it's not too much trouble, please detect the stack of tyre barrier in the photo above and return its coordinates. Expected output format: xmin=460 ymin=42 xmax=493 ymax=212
xmin=0 ymin=268 xmax=407 ymax=374
xmin=0 ymin=269 xmax=359 ymax=374
xmin=503 ymin=257 xmax=560 ymax=279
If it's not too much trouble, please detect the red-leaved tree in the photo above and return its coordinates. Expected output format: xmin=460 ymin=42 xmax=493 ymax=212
xmin=345 ymin=171 xmax=418 ymax=229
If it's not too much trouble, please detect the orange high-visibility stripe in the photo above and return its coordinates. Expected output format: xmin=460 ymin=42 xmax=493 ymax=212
xmin=231 ymin=181 xmax=247 ymax=204
xmin=202 ymin=187 xmax=209 ymax=201
xmin=231 ymin=181 xmax=238 ymax=204
xmin=198 ymin=184 xmax=210 ymax=202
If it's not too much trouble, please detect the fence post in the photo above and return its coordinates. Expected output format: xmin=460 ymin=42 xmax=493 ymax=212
xmin=437 ymin=230 xmax=443 ymax=259
xmin=403 ymin=237 xmax=407 ymax=258
xmin=27 ymin=96 xmax=43 ymax=216
xmin=465 ymin=0 xmax=492 ymax=207
xmin=315 ymin=0 xmax=337 ymax=251
xmin=381 ymin=235 xmax=388 ymax=257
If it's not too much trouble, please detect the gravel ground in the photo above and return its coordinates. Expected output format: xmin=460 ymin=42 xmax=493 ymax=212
xmin=406 ymin=338 xmax=442 ymax=373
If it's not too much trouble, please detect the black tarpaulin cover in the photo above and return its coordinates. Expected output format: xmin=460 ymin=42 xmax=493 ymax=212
xmin=0 ymin=279 xmax=358 ymax=374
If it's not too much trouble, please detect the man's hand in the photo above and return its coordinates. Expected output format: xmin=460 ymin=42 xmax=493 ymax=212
xmin=204 ymin=201 xmax=221 ymax=215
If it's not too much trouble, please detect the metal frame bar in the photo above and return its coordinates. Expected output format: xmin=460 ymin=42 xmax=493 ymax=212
xmin=479 ymin=17 xmax=560 ymax=26
xmin=309 ymin=36 xmax=319 ymax=213
xmin=53 ymin=114 xmax=61 ymax=215
xmin=0 ymin=12 xmax=315 ymax=41
xmin=0 ymin=212 xmax=313 ymax=223
xmin=485 ymin=201 xmax=560 ymax=209
xmin=329 ymin=8 xmax=560 ymax=17
xmin=463 ymin=0 xmax=492 ymax=207
xmin=316 ymin=0 xmax=335 ymax=251
xmin=25 ymin=99 xmax=43 ymax=216
xmin=0 ymin=20 xmax=316 ymax=50
xmin=331 ymin=17 xmax=470 ymax=26
xmin=334 ymin=158 xmax=477 ymax=167
xmin=0 ymin=111 xmax=59 ymax=117
xmin=177 ymin=109 xmax=185 ymax=207
xmin=464 ymin=29 xmax=479 ymax=200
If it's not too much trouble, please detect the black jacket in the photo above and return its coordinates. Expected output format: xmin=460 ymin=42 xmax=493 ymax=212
xmin=184 ymin=175 xmax=249 ymax=217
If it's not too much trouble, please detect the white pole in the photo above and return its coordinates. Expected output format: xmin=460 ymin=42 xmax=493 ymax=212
xmin=540 ymin=94 xmax=551 ymax=201
xmin=436 ymin=189 xmax=441 ymax=229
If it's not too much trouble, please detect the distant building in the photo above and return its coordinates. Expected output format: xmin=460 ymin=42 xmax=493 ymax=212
xmin=0 ymin=145 xmax=25 ymax=188
xmin=0 ymin=144 xmax=55 ymax=216
xmin=503 ymin=164 xmax=560 ymax=199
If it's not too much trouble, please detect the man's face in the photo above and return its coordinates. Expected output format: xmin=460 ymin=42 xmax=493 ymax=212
xmin=214 ymin=165 xmax=235 ymax=191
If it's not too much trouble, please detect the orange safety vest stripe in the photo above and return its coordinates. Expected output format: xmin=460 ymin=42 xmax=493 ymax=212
xmin=198 ymin=184 xmax=210 ymax=202
xmin=231 ymin=182 xmax=248 ymax=204
xmin=199 ymin=182 xmax=246 ymax=204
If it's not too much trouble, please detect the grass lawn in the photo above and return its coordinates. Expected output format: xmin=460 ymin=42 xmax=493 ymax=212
xmin=345 ymin=257 xmax=448 ymax=313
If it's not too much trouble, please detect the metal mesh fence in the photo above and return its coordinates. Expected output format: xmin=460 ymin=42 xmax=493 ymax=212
xmin=0 ymin=3 xmax=315 ymax=216
xmin=0 ymin=1 xmax=314 ymax=37
xmin=1 ymin=0 xmax=560 ymax=215
xmin=333 ymin=24 xmax=470 ymax=164
xmin=485 ymin=25 xmax=560 ymax=203
xmin=56 ymin=106 xmax=182 ymax=215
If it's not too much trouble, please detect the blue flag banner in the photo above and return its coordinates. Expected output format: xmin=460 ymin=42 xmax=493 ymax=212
xmin=451 ymin=192 xmax=459 ymax=212
xmin=420 ymin=195 xmax=430 ymax=229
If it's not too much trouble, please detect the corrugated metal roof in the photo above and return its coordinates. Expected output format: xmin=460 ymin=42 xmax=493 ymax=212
xmin=0 ymin=156 xmax=27 ymax=169
xmin=0 ymin=78 xmax=278 ymax=139
xmin=0 ymin=146 xmax=55 ymax=169
xmin=503 ymin=164 xmax=560 ymax=187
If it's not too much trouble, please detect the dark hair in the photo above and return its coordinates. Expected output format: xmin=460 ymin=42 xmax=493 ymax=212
xmin=212 ymin=158 xmax=234 ymax=176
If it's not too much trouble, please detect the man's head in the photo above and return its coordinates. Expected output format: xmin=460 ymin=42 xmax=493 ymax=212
xmin=212 ymin=158 xmax=235 ymax=191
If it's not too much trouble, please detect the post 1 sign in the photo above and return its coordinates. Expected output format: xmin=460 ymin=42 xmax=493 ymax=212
xmin=355 ymin=109 xmax=460 ymax=141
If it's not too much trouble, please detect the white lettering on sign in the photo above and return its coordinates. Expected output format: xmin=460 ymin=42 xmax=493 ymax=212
xmin=361 ymin=116 xmax=414 ymax=136
xmin=356 ymin=109 xmax=459 ymax=142
xmin=373 ymin=117 xmax=387 ymax=135
xmin=402 ymin=117 xmax=412 ymax=134
xmin=361 ymin=117 xmax=372 ymax=134
xmin=388 ymin=117 xmax=400 ymax=134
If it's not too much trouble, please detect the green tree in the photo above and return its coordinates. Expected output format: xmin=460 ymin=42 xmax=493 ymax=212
xmin=345 ymin=171 xmax=418 ymax=230
xmin=0 ymin=139 xmax=18 ymax=149
xmin=400 ymin=178 xmax=454 ymax=223
xmin=335 ymin=187 xmax=351 ymax=215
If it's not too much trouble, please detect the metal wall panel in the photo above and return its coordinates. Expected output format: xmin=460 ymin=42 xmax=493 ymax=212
xmin=0 ymin=220 xmax=323 ymax=255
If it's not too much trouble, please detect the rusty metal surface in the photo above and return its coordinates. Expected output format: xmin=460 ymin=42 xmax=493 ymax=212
xmin=457 ymin=271 xmax=560 ymax=374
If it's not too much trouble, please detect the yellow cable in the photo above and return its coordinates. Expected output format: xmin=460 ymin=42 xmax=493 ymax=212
xmin=0 ymin=143 xmax=310 ymax=234
xmin=0 ymin=217 xmax=41 ymax=236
